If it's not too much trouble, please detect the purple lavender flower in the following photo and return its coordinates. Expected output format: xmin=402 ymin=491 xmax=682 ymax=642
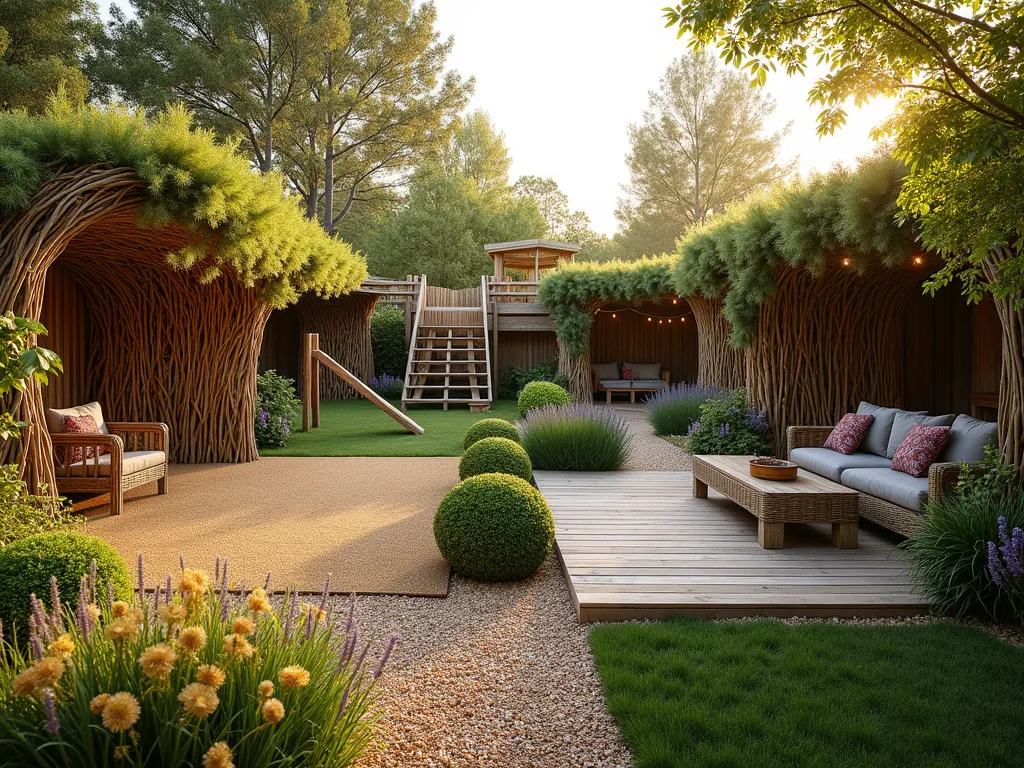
xmin=43 ymin=689 xmax=60 ymax=734
xmin=745 ymin=408 xmax=769 ymax=432
xmin=284 ymin=594 xmax=297 ymax=639
xmin=220 ymin=558 xmax=229 ymax=595
xmin=29 ymin=623 xmax=44 ymax=660
xmin=107 ymin=582 xmax=115 ymax=609
xmin=988 ymin=541 xmax=1004 ymax=586
xmin=335 ymin=680 xmax=352 ymax=722
xmin=49 ymin=577 xmax=63 ymax=631
xmin=986 ymin=515 xmax=1024 ymax=586
xmin=30 ymin=594 xmax=49 ymax=640
xmin=179 ymin=553 xmax=185 ymax=572
xmin=264 ymin=572 xmax=272 ymax=591
xmin=137 ymin=554 xmax=145 ymax=602
xmin=215 ymin=557 xmax=221 ymax=584
xmin=374 ymin=633 xmax=402 ymax=679
xmin=719 ymin=422 xmax=731 ymax=438
xmin=686 ymin=420 xmax=701 ymax=436
xmin=259 ymin=409 xmax=269 ymax=426
xmin=304 ymin=607 xmax=313 ymax=640
xmin=319 ymin=573 xmax=332 ymax=614
xmin=166 ymin=574 xmax=173 ymax=600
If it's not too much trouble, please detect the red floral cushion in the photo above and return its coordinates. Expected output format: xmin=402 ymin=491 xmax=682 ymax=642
xmin=891 ymin=424 xmax=951 ymax=477
xmin=622 ymin=368 xmax=635 ymax=381
xmin=54 ymin=414 xmax=106 ymax=466
xmin=823 ymin=413 xmax=874 ymax=455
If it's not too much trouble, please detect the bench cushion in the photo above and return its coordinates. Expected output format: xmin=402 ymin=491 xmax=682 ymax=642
xmin=939 ymin=414 xmax=998 ymax=463
xmin=841 ymin=468 xmax=929 ymax=512
xmin=790 ymin=447 xmax=892 ymax=483
xmin=599 ymin=379 xmax=633 ymax=390
xmin=46 ymin=402 xmax=109 ymax=435
xmin=65 ymin=450 xmax=166 ymax=478
xmin=631 ymin=379 xmax=667 ymax=391
xmin=591 ymin=362 xmax=619 ymax=379
xmin=624 ymin=362 xmax=661 ymax=379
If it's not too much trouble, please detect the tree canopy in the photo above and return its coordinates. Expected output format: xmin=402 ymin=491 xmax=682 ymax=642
xmin=615 ymin=51 xmax=791 ymax=258
xmin=0 ymin=0 xmax=99 ymax=113
xmin=438 ymin=109 xmax=512 ymax=203
xmin=90 ymin=0 xmax=471 ymax=235
xmin=0 ymin=101 xmax=365 ymax=305
xmin=663 ymin=0 xmax=1024 ymax=305
xmin=512 ymin=175 xmax=613 ymax=260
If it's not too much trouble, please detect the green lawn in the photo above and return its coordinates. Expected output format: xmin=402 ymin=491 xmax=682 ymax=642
xmin=262 ymin=398 xmax=520 ymax=457
xmin=589 ymin=619 xmax=1024 ymax=768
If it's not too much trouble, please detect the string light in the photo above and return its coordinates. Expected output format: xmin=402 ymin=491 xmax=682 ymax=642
xmin=913 ymin=255 xmax=924 ymax=265
xmin=841 ymin=257 xmax=851 ymax=267
xmin=611 ymin=313 xmax=616 ymax=318
xmin=672 ymin=298 xmax=678 ymax=304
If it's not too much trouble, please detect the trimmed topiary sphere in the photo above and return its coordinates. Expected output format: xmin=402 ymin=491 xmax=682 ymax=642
xmin=464 ymin=418 xmax=521 ymax=449
xmin=459 ymin=437 xmax=533 ymax=482
xmin=434 ymin=473 xmax=554 ymax=581
xmin=518 ymin=380 xmax=570 ymax=417
xmin=0 ymin=532 xmax=132 ymax=640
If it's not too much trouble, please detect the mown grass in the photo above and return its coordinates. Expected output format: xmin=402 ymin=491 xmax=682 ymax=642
xmin=261 ymin=398 xmax=520 ymax=457
xmin=589 ymin=619 xmax=1024 ymax=768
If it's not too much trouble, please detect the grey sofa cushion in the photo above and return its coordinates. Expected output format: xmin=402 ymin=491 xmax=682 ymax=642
xmin=842 ymin=468 xmax=929 ymax=512
xmin=592 ymin=362 xmax=619 ymax=379
xmin=599 ymin=379 xmax=633 ymax=389
xmin=790 ymin=447 xmax=893 ymax=483
xmin=624 ymin=362 xmax=661 ymax=379
xmin=886 ymin=412 xmax=955 ymax=458
xmin=631 ymin=379 xmax=667 ymax=390
xmin=856 ymin=402 xmax=926 ymax=457
xmin=939 ymin=414 xmax=999 ymax=463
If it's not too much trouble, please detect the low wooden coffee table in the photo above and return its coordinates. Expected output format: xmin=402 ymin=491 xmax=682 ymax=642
xmin=692 ymin=455 xmax=859 ymax=549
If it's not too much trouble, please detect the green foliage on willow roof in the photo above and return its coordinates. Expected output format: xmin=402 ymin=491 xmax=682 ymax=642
xmin=537 ymin=256 xmax=677 ymax=357
xmin=0 ymin=100 xmax=365 ymax=306
xmin=674 ymin=155 xmax=919 ymax=347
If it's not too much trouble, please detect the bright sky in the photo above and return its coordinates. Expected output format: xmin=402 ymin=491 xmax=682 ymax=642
xmin=433 ymin=0 xmax=896 ymax=235
xmin=103 ymin=0 xmax=896 ymax=236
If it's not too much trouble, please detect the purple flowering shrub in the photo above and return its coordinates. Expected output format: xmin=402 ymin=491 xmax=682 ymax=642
xmin=645 ymin=382 xmax=724 ymax=436
xmin=905 ymin=456 xmax=1024 ymax=623
xmin=687 ymin=389 xmax=772 ymax=456
xmin=368 ymin=373 xmax=404 ymax=401
xmin=255 ymin=370 xmax=301 ymax=449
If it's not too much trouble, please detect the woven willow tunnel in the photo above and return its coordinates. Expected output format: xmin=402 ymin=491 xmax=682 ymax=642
xmin=0 ymin=165 xmax=273 ymax=492
xmin=296 ymin=293 xmax=378 ymax=400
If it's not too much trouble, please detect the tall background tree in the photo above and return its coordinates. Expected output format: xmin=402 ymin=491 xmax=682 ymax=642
xmin=365 ymin=112 xmax=544 ymax=287
xmin=90 ymin=0 xmax=471 ymax=233
xmin=512 ymin=175 xmax=617 ymax=261
xmin=0 ymin=0 xmax=99 ymax=113
xmin=663 ymin=0 xmax=1024 ymax=465
xmin=616 ymin=51 xmax=791 ymax=258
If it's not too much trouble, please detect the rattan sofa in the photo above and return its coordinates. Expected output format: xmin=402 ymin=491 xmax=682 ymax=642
xmin=786 ymin=425 xmax=960 ymax=536
xmin=47 ymin=404 xmax=168 ymax=516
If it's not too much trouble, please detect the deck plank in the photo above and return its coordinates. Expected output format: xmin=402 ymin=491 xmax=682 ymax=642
xmin=534 ymin=470 xmax=928 ymax=623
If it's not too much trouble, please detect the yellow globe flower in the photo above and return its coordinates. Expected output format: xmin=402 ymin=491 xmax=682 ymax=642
xmin=230 ymin=616 xmax=256 ymax=637
xmin=196 ymin=664 xmax=226 ymax=690
xmin=111 ymin=600 xmax=131 ymax=618
xmin=178 ymin=682 xmax=220 ymax=718
xmin=178 ymin=626 xmax=208 ymax=653
xmin=247 ymin=588 xmax=271 ymax=614
xmin=222 ymin=633 xmax=254 ymax=660
xmin=202 ymin=741 xmax=234 ymax=768
xmin=300 ymin=603 xmax=326 ymax=624
xmin=102 ymin=692 xmax=141 ymax=733
xmin=47 ymin=634 xmax=75 ymax=659
xmin=86 ymin=603 xmax=102 ymax=624
xmin=178 ymin=569 xmax=211 ymax=598
xmin=104 ymin=616 xmax=138 ymax=644
xmin=278 ymin=665 xmax=310 ymax=689
xmin=138 ymin=643 xmax=178 ymax=681
xmin=158 ymin=603 xmax=188 ymax=626
xmin=258 ymin=680 xmax=274 ymax=698
xmin=32 ymin=656 xmax=65 ymax=689
xmin=12 ymin=668 xmax=40 ymax=698
xmin=262 ymin=697 xmax=285 ymax=725
xmin=89 ymin=693 xmax=110 ymax=715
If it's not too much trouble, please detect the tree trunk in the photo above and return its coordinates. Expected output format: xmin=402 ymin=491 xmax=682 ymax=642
xmin=688 ymin=295 xmax=746 ymax=388
xmin=296 ymin=293 xmax=377 ymax=400
xmin=558 ymin=341 xmax=592 ymax=403
xmin=983 ymin=248 xmax=1024 ymax=469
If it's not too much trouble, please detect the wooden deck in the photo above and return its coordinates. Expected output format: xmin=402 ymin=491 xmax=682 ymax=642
xmin=534 ymin=471 xmax=928 ymax=623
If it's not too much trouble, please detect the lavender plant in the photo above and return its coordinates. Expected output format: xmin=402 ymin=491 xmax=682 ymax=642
xmin=988 ymin=516 xmax=1024 ymax=598
xmin=255 ymin=371 xmax=301 ymax=449
xmin=520 ymin=404 xmax=632 ymax=471
xmin=0 ymin=556 xmax=398 ymax=766
xmin=687 ymin=389 xmax=772 ymax=456
xmin=645 ymin=382 xmax=724 ymax=436
xmin=368 ymin=373 xmax=404 ymax=401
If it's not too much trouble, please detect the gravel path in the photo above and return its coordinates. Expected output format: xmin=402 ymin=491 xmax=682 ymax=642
xmin=610 ymin=404 xmax=692 ymax=472
xmin=346 ymin=557 xmax=632 ymax=768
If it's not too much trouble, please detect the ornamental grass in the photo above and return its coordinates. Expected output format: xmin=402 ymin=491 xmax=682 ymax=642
xmin=520 ymin=404 xmax=632 ymax=471
xmin=0 ymin=557 xmax=399 ymax=767
xmin=645 ymin=382 xmax=725 ymax=436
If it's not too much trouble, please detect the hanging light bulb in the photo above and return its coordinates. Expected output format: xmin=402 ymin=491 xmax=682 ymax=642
xmin=658 ymin=319 xmax=663 ymax=324
xmin=647 ymin=317 xmax=652 ymax=322
xmin=612 ymin=313 xmax=616 ymax=318
xmin=668 ymin=318 xmax=672 ymax=323
xmin=913 ymin=255 xmax=924 ymax=265
xmin=672 ymin=298 xmax=678 ymax=304
xmin=841 ymin=257 xmax=851 ymax=267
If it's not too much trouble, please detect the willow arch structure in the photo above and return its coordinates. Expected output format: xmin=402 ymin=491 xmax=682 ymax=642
xmin=0 ymin=109 xmax=363 ymax=494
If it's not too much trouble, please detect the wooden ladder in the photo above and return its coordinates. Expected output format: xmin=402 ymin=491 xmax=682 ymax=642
xmin=401 ymin=276 xmax=492 ymax=412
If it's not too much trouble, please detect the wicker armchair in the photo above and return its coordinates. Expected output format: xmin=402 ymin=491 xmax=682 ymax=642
xmin=50 ymin=422 xmax=169 ymax=516
xmin=786 ymin=425 xmax=960 ymax=536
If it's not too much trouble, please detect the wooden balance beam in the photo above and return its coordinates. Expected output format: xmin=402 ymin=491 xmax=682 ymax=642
xmin=301 ymin=333 xmax=424 ymax=436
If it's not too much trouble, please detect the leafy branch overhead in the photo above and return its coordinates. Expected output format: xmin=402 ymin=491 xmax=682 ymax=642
xmin=0 ymin=101 xmax=367 ymax=307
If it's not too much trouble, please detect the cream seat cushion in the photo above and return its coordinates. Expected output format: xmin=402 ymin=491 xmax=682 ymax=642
xmin=45 ymin=402 xmax=109 ymax=435
xmin=65 ymin=450 xmax=165 ymax=478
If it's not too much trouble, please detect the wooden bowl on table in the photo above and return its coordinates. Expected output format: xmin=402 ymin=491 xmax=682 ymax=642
xmin=748 ymin=458 xmax=798 ymax=481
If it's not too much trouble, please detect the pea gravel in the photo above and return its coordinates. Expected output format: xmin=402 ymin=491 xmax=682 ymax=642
xmin=344 ymin=557 xmax=632 ymax=768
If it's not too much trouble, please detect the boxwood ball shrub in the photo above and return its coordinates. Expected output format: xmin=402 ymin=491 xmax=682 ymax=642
xmin=518 ymin=380 xmax=570 ymax=417
xmin=520 ymin=403 xmax=631 ymax=471
xmin=0 ymin=532 xmax=131 ymax=640
xmin=459 ymin=437 xmax=532 ymax=482
xmin=434 ymin=473 xmax=554 ymax=581
xmin=463 ymin=418 xmax=521 ymax=449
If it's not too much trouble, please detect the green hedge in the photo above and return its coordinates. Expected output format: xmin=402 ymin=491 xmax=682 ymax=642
xmin=371 ymin=305 xmax=407 ymax=377
xmin=433 ymin=473 xmax=554 ymax=581
xmin=464 ymin=418 xmax=521 ymax=449
xmin=459 ymin=437 xmax=532 ymax=482
xmin=0 ymin=532 xmax=132 ymax=640
xmin=517 ymin=381 xmax=571 ymax=417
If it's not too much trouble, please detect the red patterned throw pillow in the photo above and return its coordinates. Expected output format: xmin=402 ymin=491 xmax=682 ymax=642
xmin=823 ymin=413 xmax=874 ymax=455
xmin=622 ymin=368 xmax=635 ymax=381
xmin=54 ymin=414 xmax=105 ymax=466
xmin=891 ymin=424 xmax=951 ymax=477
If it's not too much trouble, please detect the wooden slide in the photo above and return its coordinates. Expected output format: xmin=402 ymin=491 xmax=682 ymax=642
xmin=302 ymin=333 xmax=424 ymax=436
